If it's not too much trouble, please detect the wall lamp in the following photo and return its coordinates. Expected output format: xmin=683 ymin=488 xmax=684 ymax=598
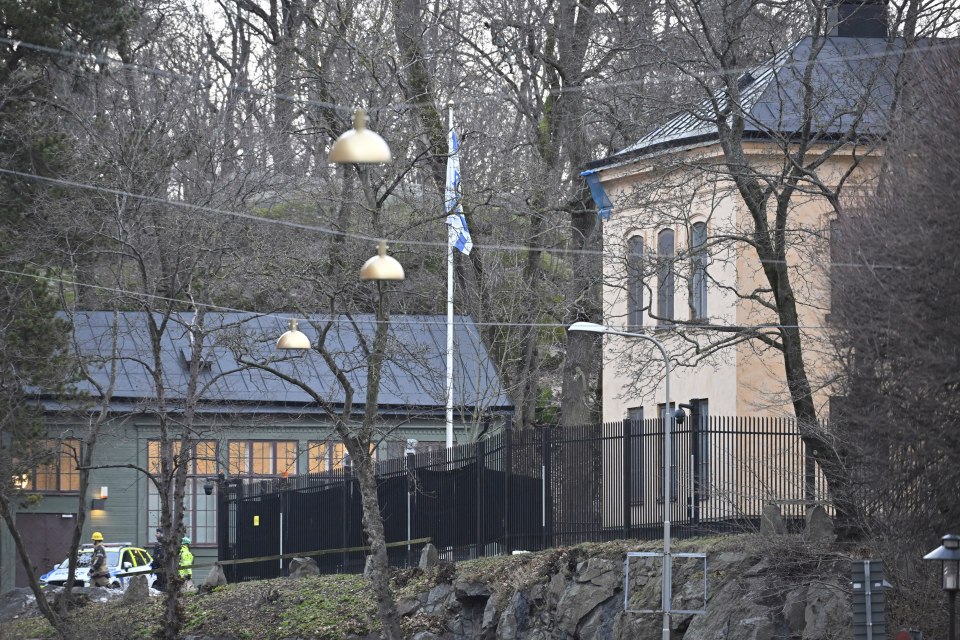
xmin=91 ymin=486 xmax=108 ymax=510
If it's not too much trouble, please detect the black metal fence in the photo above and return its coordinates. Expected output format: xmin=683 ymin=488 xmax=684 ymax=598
xmin=217 ymin=416 xmax=829 ymax=581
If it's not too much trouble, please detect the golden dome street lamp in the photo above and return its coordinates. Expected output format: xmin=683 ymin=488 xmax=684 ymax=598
xmin=275 ymin=241 xmax=404 ymax=352
xmin=360 ymin=240 xmax=405 ymax=281
xmin=276 ymin=319 xmax=311 ymax=350
xmin=328 ymin=108 xmax=392 ymax=164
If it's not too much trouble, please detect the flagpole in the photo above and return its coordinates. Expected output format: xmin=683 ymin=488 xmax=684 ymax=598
xmin=446 ymin=101 xmax=455 ymax=451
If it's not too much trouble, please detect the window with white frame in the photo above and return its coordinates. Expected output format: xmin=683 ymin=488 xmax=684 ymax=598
xmin=228 ymin=440 xmax=298 ymax=478
xmin=147 ymin=440 xmax=217 ymax=545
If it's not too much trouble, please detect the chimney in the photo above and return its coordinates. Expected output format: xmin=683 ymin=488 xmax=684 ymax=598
xmin=828 ymin=0 xmax=888 ymax=38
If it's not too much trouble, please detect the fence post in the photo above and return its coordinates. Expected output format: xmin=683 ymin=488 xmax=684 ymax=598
xmin=216 ymin=477 xmax=230 ymax=578
xmin=406 ymin=447 xmax=416 ymax=567
xmin=279 ymin=484 xmax=287 ymax=576
xmin=542 ymin=427 xmax=553 ymax=550
xmin=476 ymin=438 xmax=486 ymax=558
xmin=691 ymin=405 xmax=701 ymax=529
xmin=504 ymin=424 xmax=513 ymax=554
xmin=342 ymin=457 xmax=351 ymax=571
xmin=623 ymin=418 xmax=632 ymax=539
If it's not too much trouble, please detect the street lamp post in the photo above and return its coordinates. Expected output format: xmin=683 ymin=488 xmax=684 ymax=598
xmin=924 ymin=533 xmax=960 ymax=640
xmin=568 ymin=321 xmax=673 ymax=640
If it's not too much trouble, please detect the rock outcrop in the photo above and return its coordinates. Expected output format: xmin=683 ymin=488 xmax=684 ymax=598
xmin=398 ymin=537 xmax=851 ymax=640
xmin=201 ymin=562 xmax=229 ymax=591
xmin=419 ymin=544 xmax=439 ymax=569
xmin=1 ymin=535 xmax=852 ymax=639
xmin=122 ymin=575 xmax=150 ymax=604
xmin=288 ymin=557 xmax=320 ymax=579
xmin=804 ymin=506 xmax=836 ymax=544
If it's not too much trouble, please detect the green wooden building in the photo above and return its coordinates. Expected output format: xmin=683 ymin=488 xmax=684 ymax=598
xmin=1 ymin=311 xmax=512 ymax=592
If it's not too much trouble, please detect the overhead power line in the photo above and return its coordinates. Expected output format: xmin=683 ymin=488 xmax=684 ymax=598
xmin=2 ymin=35 xmax=959 ymax=112
xmin=0 ymin=266 xmax=840 ymax=332
xmin=0 ymin=167 xmax=910 ymax=271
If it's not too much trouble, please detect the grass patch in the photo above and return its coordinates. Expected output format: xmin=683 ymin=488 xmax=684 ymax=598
xmin=0 ymin=598 xmax=165 ymax=640
xmin=180 ymin=574 xmax=378 ymax=640
xmin=276 ymin=575 xmax=378 ymax=639
xmin=0 ymin=615 xmax=56 ymax=640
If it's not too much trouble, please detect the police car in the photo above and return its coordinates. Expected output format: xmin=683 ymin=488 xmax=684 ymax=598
xmin=40 ymin=542 xmax=156 ymax=589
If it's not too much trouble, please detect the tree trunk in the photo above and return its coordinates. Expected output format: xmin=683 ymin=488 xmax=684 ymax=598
xmin=351 ymin=452 xmax=402 ymax=640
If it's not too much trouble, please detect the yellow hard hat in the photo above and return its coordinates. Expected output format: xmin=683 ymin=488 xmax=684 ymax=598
xmin=91 ymin=531 xmax=104 ymax=541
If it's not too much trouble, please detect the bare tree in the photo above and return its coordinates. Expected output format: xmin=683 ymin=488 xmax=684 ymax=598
xmin=829 ymin=46 xmax=960 ymax=637
xmin=235 ymin=284 xmax=405 ymax=640
xmin=0 ymin=1 xmax=135 ymax=634
xmin=0 ymin=283 xmax=72 ymax=636
xmin=35 ymin=5 xmax=284 ymax=635
xmin=593 ymin=0 xmax=959 ymax=535
xmin=388 ymin=0 xmax=667 ymax=429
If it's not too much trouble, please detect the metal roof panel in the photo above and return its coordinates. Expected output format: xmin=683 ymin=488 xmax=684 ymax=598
xmin=591 ymin=36 xmax=914 ymax=169
xmin=48 ymin=312 xmax=512 ymax=414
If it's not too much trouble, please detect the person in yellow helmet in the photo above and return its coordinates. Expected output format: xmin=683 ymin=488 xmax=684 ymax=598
xmin=89 ymin=532 xmax=110 ymax=587
xmin=179 ymin=536 xmax=194 ymax=590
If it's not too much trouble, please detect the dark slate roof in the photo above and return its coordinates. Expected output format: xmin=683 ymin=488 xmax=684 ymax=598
xmin=587 ymin=36 xmax=910 ymax=169
xmin=43 ymin=311 xmax=512 ymax=416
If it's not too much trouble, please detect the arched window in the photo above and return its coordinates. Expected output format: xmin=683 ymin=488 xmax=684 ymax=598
xmin=657 ymin=229 xmax=675 ymax=323
xmin=627 ymin=236 xmax=644 ymax=329
xmin=691 ymin=222 xmax=708 ymax=319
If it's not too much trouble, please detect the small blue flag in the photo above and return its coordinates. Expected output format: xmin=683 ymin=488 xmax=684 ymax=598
xmin=445 ymin=116 xmax=472 ymax=255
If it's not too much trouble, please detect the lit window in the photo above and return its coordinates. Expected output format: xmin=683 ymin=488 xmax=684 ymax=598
xmin=147 ymin=440 xmax=217 ymax=545
xmin=23 ymin=439 xmax=80 ymax=493
xmin=229 ymin=441 xmax=298 ymax=478
xmin=307 ymin=441 xmax=347 ymax=473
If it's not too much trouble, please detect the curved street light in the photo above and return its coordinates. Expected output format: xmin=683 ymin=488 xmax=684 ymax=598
xmin=568 ymin=321 xmax=673 ymax=640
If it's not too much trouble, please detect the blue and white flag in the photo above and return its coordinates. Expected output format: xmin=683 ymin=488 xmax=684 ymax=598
xmin=445 ymin=115 xmax=472 ymax=255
